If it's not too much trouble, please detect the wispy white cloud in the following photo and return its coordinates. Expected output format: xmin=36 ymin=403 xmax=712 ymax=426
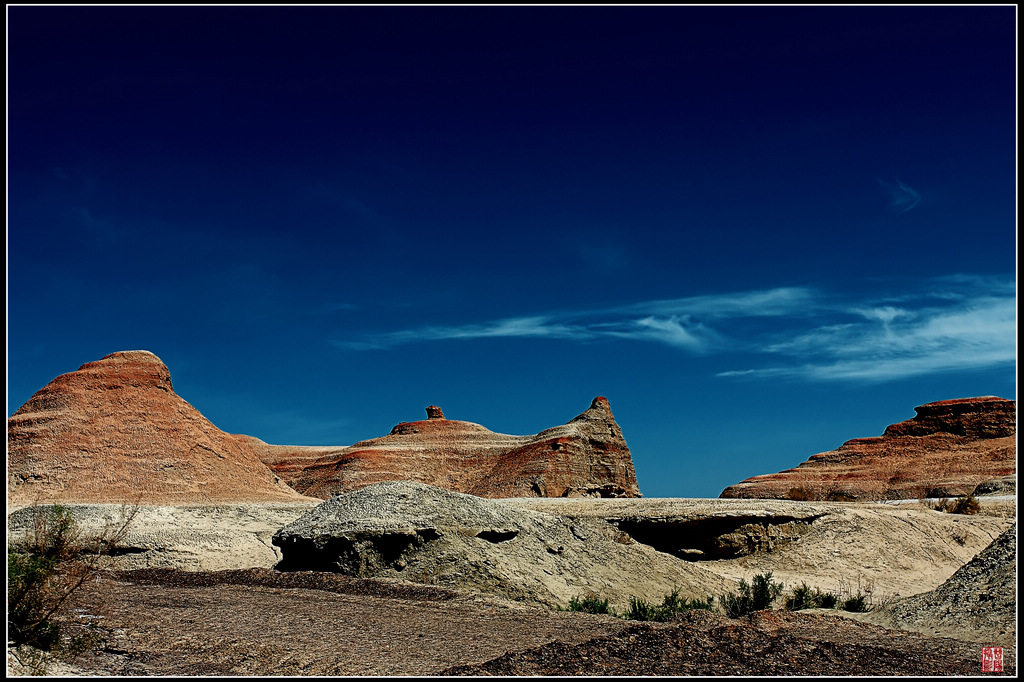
xmin=336 ymin=287 xmax=813 ymax=353
xmin=723 ymin=291 xmax=1016 ymax=382
xmin=334 ymin=277 xmax=1016 ymax=383
xmin=878 ymin=178 xmax=921 ymax=213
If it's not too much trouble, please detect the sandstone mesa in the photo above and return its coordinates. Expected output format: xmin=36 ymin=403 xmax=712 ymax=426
xmin=7 ymin=351 xmax=639 ymax=506
xmin=720 ymin=396 xmax=1016 ymax=501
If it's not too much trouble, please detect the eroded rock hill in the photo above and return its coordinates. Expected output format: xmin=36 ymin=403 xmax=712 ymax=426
xmin=8 ymin=351 xmax=639 ymax=505
xmin=255 ymin=397 xmax=641 ymax=499
xmin=720 ymin=397 xmax=1016 ymax=501
xmin=7 ymin=351 xmax=315 ymax=506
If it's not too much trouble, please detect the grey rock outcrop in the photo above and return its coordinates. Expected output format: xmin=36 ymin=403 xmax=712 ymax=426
xmin=880 ymin=524 xmax=1017 ymax=646
xmin=272 ymin=481 xmax=731 ymax=609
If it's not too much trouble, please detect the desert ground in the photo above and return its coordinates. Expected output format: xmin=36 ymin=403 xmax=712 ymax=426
xmin=6 ymin=494 xmax=1017 ymax=677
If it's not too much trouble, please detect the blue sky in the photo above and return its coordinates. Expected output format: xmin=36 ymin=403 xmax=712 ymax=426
xmin=7 ymin=6 xmax=1017 ymax=497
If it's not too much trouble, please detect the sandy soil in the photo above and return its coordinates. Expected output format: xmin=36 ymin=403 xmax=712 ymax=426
xmin=10 ymin=568 xmax=1015 ymax=677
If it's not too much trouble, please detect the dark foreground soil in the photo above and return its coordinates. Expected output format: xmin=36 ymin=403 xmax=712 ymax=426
xmin=42 ymin=568 xmax=1016 ymax=676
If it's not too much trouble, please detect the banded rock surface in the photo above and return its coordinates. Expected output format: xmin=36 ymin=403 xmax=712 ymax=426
xmin=256 ymin=397 xmax=641 ymax=499
xmin=720 ymin=397 xmax=1015 ymax=501
xmin=7 ymin=351 xmax=315 ymax=506
xmin=8 ymin=351 xmax=639 ymax=506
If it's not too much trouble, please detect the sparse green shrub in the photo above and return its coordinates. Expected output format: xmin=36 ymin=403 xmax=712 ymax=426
xmin=624 ymin=588 xmax=715 ymax=622
xmin=625 ymin=596 xmax=663 ymax=621
xmin=784 ymin=582 xmax=816 ymax=611
xmin=8 ymin=505 xmax=85 ymax=650
xmin=720 ymin=571 xmax=784 ymax=618
xmin=8 ymin=502 xmax=138 ymax=671
xmin=567 ymin=594 xmax=614 ymax=616
xmin=784 ymin=582 xmax=840 ymax=610
xmin=842 ymin=593 xmax=871 ymax=612
xmin=817 ymin=591 xmax=839 ymax=609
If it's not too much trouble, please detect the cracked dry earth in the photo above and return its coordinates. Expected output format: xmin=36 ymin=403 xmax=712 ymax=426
xmin=42 ymin=568 xmax=1015 ymax=677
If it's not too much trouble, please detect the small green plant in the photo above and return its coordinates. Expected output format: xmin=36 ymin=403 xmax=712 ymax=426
xmin=567 ymin=594 xmax=614 ymax=615
xmin=817 ymin=591 xmax=839 ymax=608
xmin=720 ymin=571 xmax=784 ymax=618
xmin=8 ymin=502 xmax=138 ymax=672
xmin=784 ymin=582 xmax=840 ymax=610
xmin=624 ymin=588 xmax=714 ymax=622
xmin=842 ymin=593 xmax=871 ymax=612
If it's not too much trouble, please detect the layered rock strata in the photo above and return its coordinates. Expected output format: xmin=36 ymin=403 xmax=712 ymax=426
xmin=8 ymin=351 xmax=640 ymax=505
xmin=7 ymin=351 xmax=315 ymax=505
xmin=256 ymin=397 xmax=641 ymax=499
xmin=720 ymin=397 xmax=1016 ymax=501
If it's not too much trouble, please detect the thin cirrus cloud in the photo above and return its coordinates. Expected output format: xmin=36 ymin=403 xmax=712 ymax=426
xmin=878 ymin=178 xmax=922 ymax=213
xmin=334 ymin=287 xmax=817 ymax=354
xmin=335 ymin=279 xmax=1015 ymax=383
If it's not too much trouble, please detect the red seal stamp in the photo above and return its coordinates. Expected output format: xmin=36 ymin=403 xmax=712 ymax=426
xmin=983 ymin=647 xmax=1004 ymax=673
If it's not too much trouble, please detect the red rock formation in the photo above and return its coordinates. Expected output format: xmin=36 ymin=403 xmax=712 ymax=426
xmin=7 ymin=351 xmax=316 ymax=506
xmin=720 ymin=397 xmax=1016 ymax=501
xmin=8 ymin=352 xmax=641 ymax=504
xmin=255 ymin=397 xmax=642 ymax=499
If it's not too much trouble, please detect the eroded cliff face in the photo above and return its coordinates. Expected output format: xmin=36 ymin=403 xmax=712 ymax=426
xmin=256 ymin=397 xmax=642 ymax=499
xmin=720 ymin=397 xmax=1016 ymax=501
xmin=7 ymin=351 xmax=315 ymax=505
xmin=8 ymin=352 xmax=641 ymax=505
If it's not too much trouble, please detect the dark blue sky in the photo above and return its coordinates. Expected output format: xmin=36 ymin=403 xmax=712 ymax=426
xmin=7 ymin=6 xmax=1017 ymax=497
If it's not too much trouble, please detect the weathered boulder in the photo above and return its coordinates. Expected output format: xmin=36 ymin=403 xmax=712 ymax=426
xmin=7 ymin=351 xmax=315 ymax=505
xmin=720 ymin=397 xmax=1015 ymax=501
xmin=258 ymin=397 xmax=642 ymax=499
xmin=272 ymin=481 xmax=728 ymax=609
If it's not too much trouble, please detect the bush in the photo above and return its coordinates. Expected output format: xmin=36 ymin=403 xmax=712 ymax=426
xmin=817 ymin=591 xmax=839 ymax=609
xmin=784 ymin=582 xmax=840 ymax=611
xmin=8 ymin=503 xmax=138 ymax=669
xmin=567 ymin=594 xmax=614 ymax=615
xmin=929 ymin=495 xmax=981 ymax=515
xmin=842 ymin=593 xmax=871 ymax=612
xmin=949 ymin=495 xmax=981 ymax=515
xmin=720 ymin=571 xmax=784 ymax=618
xmin=624 ymin=588 xmax=715 ymax=622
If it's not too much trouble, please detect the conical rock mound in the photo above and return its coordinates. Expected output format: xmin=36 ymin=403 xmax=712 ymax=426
xmin=7 ymin=351 xmax=313 ymax=505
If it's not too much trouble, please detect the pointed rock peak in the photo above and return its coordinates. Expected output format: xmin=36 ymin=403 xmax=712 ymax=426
xmin=570 ymin=396 xmax=614 ymax=423
xmin=426 ymin=405 xmax=446 ymax=420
